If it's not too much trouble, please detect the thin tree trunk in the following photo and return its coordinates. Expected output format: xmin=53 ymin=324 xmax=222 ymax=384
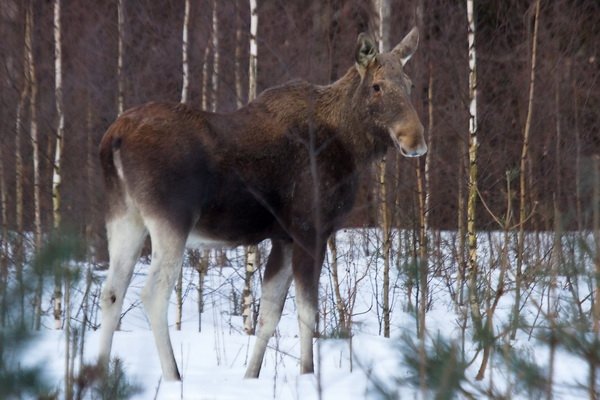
xmin=28 ymin=0 xmax=41 ymax=252
xmin=591 ymin=154 xmax=600 ymax=400
xmin=201 ymin=44 xmax=211 ymax=111
xmin=457 ymin=142 xmax=466 ymax=307
xmin=375 ymin=0 xmax=390 ymax=52
xmin=572 ymin=62 xmax=582 ymax=232
xmin=180 ymin=0 xmax=190 ymax=105
xmin=512 ymin=0 xmax=540 ymax=340
xmin=0 ymin=148 xmax=6 ymax=248
xmin=53 ymin=0 xmax=65 ymax=330
xmin=0 ymin=149 xmax=5 ymax=241
xmin=547 ymin=58 xmax=563 ymax=400
xmin=592 ymin=155 xmax=600 ymax=334
xmin=197 ymin=250 xmax=209 ymax=332
xmin=375 ymin=0 xmax=392 ymax=340
xmin=15 ymin=92 xmax=26 ymax=265
xmin=242 ymin=246 xmax=258 ymax=334
xmin=85 ymin=99 xmax=94 ymax=257
xmin=117 ymin=0 xmax=125 ymax=115
xmin=16 ymin=1 xmax=29 ymax=326
xmin=234 ymin=0 xmax=244 ymax=108
xmin=175 ymin=0 xmax=191 ymax=332
xmin=64 ymin=271 xmax=72 ymax=399
xmin=0 ymin=143 xmax=7 ymax=328
xmin=248 ymin=0 xmax=258 ymax=102
xmin=378 ymin=160 xmax=392 ymax=338
xmin=242 ymin=0 xmax=259 ymax=335
xmin=466 ymin=0 xmax=484 ymax=364
xmin=26 ymin=0 xmax=44 ymax=330
xmin=328 ymin=235 xmax=347 ymax=334
xmin=210 ymin=0 xmax=219 ymax=112
xmin=417 ymin=45 xmax=434 ymax=400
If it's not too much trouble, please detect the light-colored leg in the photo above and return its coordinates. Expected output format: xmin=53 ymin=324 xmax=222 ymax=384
xmin=141 ymin=220 xmax=187 ymax=381
xmin=293 ymin=243 xmax=325 ymax=374
xmin=245 ymin=241 xmax=293 ymax=378
xmin=98 ymin=210 xmax=147 ymax=368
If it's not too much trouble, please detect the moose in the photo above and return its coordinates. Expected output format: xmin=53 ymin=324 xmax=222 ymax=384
xmin=97 ymin=28 xmax=426 ymax=381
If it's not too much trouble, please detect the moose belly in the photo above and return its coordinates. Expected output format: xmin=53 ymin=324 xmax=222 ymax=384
xmin=193 ymin=189 xmax=284 ymax=246
xmin=185 ymin=231 xmax=233 ymax=250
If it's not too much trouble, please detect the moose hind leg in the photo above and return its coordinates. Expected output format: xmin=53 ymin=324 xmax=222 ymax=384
xmin=141 ymin=219 xmax=187 ymax=381
xmin=98 ymin=210 xmax=147 ymax=369
xmin=245 ymin=240 xmax=293 ymax=378
xmin=293 ymin=242 xmax=325 ymax=374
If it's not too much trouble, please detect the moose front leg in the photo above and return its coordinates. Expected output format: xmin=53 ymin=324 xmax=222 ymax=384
xmin=245 ymin=240 xmax=293 ymax=378
xmin=292 ymin=241 xmax=326 ymax=374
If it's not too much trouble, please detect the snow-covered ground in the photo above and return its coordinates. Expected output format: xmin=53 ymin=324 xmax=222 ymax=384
xmin=24 ymin=229 xmax=596 ymax=399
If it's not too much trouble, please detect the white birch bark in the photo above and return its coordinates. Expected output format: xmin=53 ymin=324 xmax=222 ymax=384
xmin=210 ymin=0 xmax=219 ymax=112
xmin=243 ymin=0 xmax=259 ymax=335
xmin=374 ymin=0 xmax=391 ymax=338
xmin=242 ymin=246 xmax=258 ymax=334
xmin=117 ymin=0 xmax=125 ymax=115
xmin=176 ymin=0 xmax=191 ymax=332
xmin=52 ymin=0 xmax=65 ymax=330
xmin=52 ymin=0 xmax=64 ymax=231
xmin=201 ymin=44 xmax=211 ymax=111
xmin=234 ymin=0 xmax=244 ymax=108
xmin=180 ymin=0 xmax=190 ymax=104
xmin=26 ymin=0 xmax=45 ymax=329
xmin=248 ymin=0 xmax=258 ymax=102
xmin=466 ymin=0 xmax=483 ymax=335
xmin=27 ymin=1 xmax=41 ymax=252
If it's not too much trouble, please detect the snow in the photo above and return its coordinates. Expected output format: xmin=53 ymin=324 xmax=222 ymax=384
xmin=24 ymin=230 xmax=597 ymax=399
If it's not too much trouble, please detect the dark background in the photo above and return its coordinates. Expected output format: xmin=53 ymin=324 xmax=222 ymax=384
xmin=1 ymin=0 xmax=598 ymax=257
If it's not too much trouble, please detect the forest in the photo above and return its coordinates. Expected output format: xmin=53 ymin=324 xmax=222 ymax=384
xmin=1 ymin=0 xmax=600 ymax=398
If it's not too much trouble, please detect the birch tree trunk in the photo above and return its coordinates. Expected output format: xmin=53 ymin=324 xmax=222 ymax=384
xmin=28 ymin=0 xmax=41 ymax=254
xmin=210 ymin=0 xmax=219 ymax=112
xmin=328 ymin=235 xmax=348 ymax=334
xmin=197 ymin=250 xmax=209 ymax=332
xmin=85 ymin=100 xmax=94 ymax=256
xmin=180 ymin=0 xmax=190 ymax=105
xmin=466 ymin=0 xmax=483 ymax=340
xmin=117 ymin=0 xmax=125 ymax=115
xmin=512 ymin=0 xmax=540 ymax=340
xmin=248 ymin=0 xmax=257 ymax=102
xmin=201 ymin=43 xmax=211 ymax=111
xmin=242 ymin=246 xmax=258 ymax=334
xmin=25 ymin=0 xmax=44 ymax=329
xmin=234 ymin=0 xmax=244 ymax=109
xmin=176 ymin=0 xmax=191 ymax=332
xmin=414 ymin=3 xmax=431 ymax=394
xmin=242 ymin=0 xmax=259 ymax=335
xmin=53 ymin=0 xmax=65 ymax=330
xmin=378 ymin=160 xmax=391 ymax=338
xmin=112 ymin=0 xmax=126 ymax=332
xmin=374 ymin=0 xmax=392 ymax=339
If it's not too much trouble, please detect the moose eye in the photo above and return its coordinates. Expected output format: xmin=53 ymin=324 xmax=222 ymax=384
xmin=372 ymin=84 xmax=381 ymax=93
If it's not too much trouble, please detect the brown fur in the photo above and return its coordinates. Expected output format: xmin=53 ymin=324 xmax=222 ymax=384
xmin=98 ymin=30 xmax=425 ymax=380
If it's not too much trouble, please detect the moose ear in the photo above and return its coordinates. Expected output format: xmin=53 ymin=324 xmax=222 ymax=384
xmin=392 ymin=27 xmax=419 ymax=66
xmin=355 ymin=33 xmax=378 ymax=77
